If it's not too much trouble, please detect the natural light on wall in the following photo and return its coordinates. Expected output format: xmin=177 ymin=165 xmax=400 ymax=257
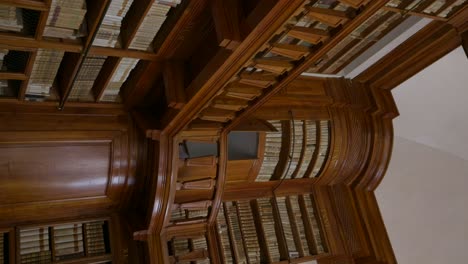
xmin=377 ymin=47 xmax=468 ymax=264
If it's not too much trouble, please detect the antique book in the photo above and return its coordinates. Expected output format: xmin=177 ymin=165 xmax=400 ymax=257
xmin=289 ymin=195 xmax=311 ymax=256
xmin=0 ymin=5 xmax=23 ymax=32
xmin=191 ymin=236 xmax=210 ymax=264
xmin=216 ymin=205 xmax=234 ymax=263
xmin=303 ymin=194 xmax=326 ymax=254
xmin=94 ymin=0 xmax=134 ymax=47
xmin=54 ymin=223 xmax=85 ymax=260
xmin=19 ymin=227 xmax=51 ymax=263
xmin=236 ymin=200 xmax=261 ymax=264
xmin=44 ymin=0 xmax=87 ymax=39
xmin=276 ymin=196 xmax=298 ymax=258
xmin=129 ymin=2 xmax=174 ymax=51
xmin=69 ymin=56 xmax=107 ymax=101
xmin=85 ymin=221 xmax=107 ymax=256
xmin=27 ymin=49 xmax=65 ymax=99
xmin=311 ymin=120 xmax=329 ymax=177
xmin=296 ymin=120 xmax=317 ymax=178
xmin=225 ymin=202 xmax=248 ymax=263
xmin=256 ymin=120 xmax=282 ymax=182
xmin=101 ymin=57 xmax=139 ymax=102
xmin=258 ymin=198 xmax=281 ymax=262
xmin=284 ymin=120 xmax=304 ymax=179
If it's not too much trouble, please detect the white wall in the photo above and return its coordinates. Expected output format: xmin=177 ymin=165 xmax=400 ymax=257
xmin=377 ymin=137 xmax=468 ymax=263
xmin=377 ymin=47 xmax=468 ymax=263
xmin=390 ymin=47 xmax=468 ymax=161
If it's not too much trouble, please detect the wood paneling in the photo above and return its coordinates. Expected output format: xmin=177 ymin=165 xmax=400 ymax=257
xmin=0 ymin=143 xmax=110 ymax=204
xmin=0 ymin=107 xmax=135 ymax=227
xmin=226 ymin=159 xmax=257 ymax=183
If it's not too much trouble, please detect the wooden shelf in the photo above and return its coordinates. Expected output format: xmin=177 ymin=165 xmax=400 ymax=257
xmin=0 ymin=72 xmax=27 ymax=80
xmin=0 ymin=0 xmax=183 ymax=106
xmin=212 ymin=193 xmax=330 ymax=264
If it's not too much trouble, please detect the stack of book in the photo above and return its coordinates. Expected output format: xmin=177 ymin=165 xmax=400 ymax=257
xmin=296 ymin=120 xmax=317 ymax=178
xmin=128 ymin=1 xmax=175 ymax=51
xmin=284 ymin=120 xmax=305 ymax=179
xmin=19 ymin=227 xmax=52 ymax=263
xmin=256 ymin=120 xmax=282 ymax=182
xmin=289 ymin=196 xmax=311 ymax=256
xmin=171 ymin=207 xmax=186 ymax=222
xmin=44 ymin=0 xmax=87 ymax=39
xmin=312 ymin=121 xmax=329 ymax=177
xmin=69 ymin=56 xmax=106 ymax=101
xmin=303 ymin=194 xmax=326 ymax=254
xmin=172 ymin=238 xmax=190 ymax=257
xmin=101 ymin=57 xmax=139 ymax=102
xmin=0 ymin=5 xmax=23 ymax=32
xmin=216 ymin=205 xmax=234 ymax=263
xmin=258 ymin=198 xmax=281 ymax=262
xmin=225 ymin=202 xmax=248 ymax=263
xmin=54 ymin=223 xmax=85 ymax=260
xmin=94 ymin=0 xmax=134 ymax=47
xmin=26 ymin=49 xmax=65 ymax=100
xmin=237 ymin=200 xmax=261 ymax=264
xmin=85 ymin=221 xmax=107 ymax=256
xmin=187 ymin=208 xmax=209 ymax=219
xmin=276 ymin=196 xmax=298 ymax=258
xmin=191 ymin=236 xmax=210 ymax=264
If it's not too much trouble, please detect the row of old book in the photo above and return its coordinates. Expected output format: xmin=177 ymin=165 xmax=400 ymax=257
xmin=17 ymin=221 xmax=108 ymax=263
xmin=217 ymin=195 xmax=327 ymax=263
xmin=44 ymin=0 xmax=87 ymax=39
xmin=53 ymin=223 xmax=90 ymax=260
xmin=101 ymin=57 xmax=139 ymax=102
xmin=256 ymin=120 xmax=283 ymax=182
xmin=256 ymin=120 xmax=329 ymax=182
xmin=171 ymin=235 xmax=210 ymax=264
xmin=19 ymin=227 xmax=51 ymax=260
xmin=16 ymin=0 xmax=184 ymax=101
xmin=0 ymin=4 xmax=23 ymax=32
xmin=85 ymin=221 xmax=108 ymax=256
xmin=94 ymin=0 xmax=134 ymax=47
xmin=284 ymin=120 xmax=306 ymax=180
xmin=0 ymin=0 xmax=181 ymax=47
xmin=169 ymin=207 xmax=211 ymax=263
xmin=23 ymin=50 xmax=139 ymax=102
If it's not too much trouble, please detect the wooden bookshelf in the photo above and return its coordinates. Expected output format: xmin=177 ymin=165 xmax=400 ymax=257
xmin=211 ymin=194 xmax=330 ymax=264
xmin=5 ymin=218 xmax=113 ymax=264
xmin=0 ymin=0 xmax=185 ymax=107
xmin=1 ymin=0 xmax=466 ymax=263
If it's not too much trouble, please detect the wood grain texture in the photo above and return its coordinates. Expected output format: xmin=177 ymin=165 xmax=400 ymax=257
xmin=0 ymin=143 xmax=110 ymax=204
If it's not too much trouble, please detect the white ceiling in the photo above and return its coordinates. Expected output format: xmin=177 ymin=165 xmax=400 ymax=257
xmin=391 ymin=46 xmax=468 ymax=161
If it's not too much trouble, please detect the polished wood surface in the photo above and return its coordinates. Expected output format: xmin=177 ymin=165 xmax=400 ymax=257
xmin=0 ymin=143 xmax=110 ymax=204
